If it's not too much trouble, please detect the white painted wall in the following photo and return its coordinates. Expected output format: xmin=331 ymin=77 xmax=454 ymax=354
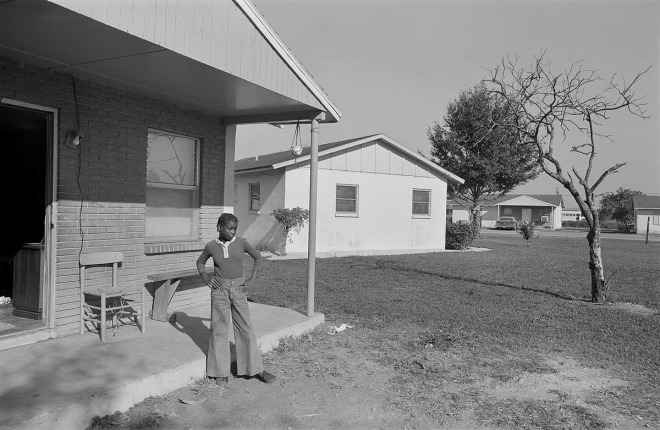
xmin=634 ymin=210 xmax=660 ymax=235
xmin=450 ymin=208 xmax=470 ymax=223
xmin=283 ymin=167 xmax=447 ymax=254
xmin=234 ymin=169 xmax=287 ymax=251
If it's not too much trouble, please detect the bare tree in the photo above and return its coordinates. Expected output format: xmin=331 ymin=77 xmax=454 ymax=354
xmin=485 ymin=52 xmax=649 ymax=303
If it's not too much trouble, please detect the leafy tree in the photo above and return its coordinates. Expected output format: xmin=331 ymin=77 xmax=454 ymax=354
xmin=428 ymin=84 xmax=540 ymax=228
xmin=270 ymin=207 xmax=309 ymax=255
xmin=598 ymin=188 xmax=644 ymax=228
xmin=486 ymin=52 xmax=649 ymax=303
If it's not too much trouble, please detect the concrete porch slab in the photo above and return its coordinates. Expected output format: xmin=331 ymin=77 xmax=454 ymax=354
xmin=0 ymin=302 xmax=323 ymax=429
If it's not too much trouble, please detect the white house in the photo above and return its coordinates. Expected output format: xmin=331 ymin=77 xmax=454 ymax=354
xmin=234 ymin=134 xmax=464 ymax=256
xmin=562 ymin=208 xmax=586 ymax=222
xmin=447 ymin=194 xmax=564 ymax=229
xmin=632 ymin=195 xmax=660 ymax=235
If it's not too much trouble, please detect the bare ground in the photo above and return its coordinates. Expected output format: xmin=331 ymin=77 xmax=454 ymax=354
xmin=89 ymin=316 xmax=658 ymax=430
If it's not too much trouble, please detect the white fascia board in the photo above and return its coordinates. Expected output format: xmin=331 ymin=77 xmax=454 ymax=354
xmin=234 ymin=166 xmax=276 ymax=175
xmin=236 ymin=0 xmax=341 ymax=123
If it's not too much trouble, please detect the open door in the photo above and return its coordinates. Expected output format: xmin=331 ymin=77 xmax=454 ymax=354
xmin=0 ymin=100 xmax=56 ymax=335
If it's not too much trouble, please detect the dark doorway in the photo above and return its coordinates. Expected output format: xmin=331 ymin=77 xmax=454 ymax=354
xmin=0 ymin=103 xmax=49 ymax=331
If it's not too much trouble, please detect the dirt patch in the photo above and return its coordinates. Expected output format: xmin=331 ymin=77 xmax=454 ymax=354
xmin=610 ymin=302 xmax=658 ymax=316
xmin=485 ymin=357 xmax=628 ymax=402
xmin=89 ymin=324 xmax=657 ymax=430
xmin=480 ymin=357 xmax=649 ymax=429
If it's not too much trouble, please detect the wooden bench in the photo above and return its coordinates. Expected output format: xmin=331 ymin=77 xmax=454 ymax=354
xmin=147 ymin=268 xmax=213 ymax=321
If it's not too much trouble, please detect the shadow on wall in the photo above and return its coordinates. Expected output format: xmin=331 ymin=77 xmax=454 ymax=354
xmin=255 ymin=223 xmax=285 ymax=254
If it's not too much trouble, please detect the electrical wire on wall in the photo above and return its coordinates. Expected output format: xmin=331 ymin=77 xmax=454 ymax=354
xmin=68 ymin=73 xmax=85 ymax=259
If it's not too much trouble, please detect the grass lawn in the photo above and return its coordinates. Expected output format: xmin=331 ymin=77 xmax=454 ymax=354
xmin=249 ymin=232 xmax=660 ymax=428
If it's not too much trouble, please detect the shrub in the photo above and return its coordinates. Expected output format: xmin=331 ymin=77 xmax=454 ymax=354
xmin=446 ymin=222 xmax=478 ymax=250
xmin=271 ymin=207 xmax=310 ymax=255
xmin=517 ymin=221 xmax=538 ymax=245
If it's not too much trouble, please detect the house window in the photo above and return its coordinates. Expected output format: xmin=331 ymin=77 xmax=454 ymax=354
xmin=503 ymin=207 xmax=513 ymax=216
xmin=412 ymin=189 xmax=431 ymax=216
xmin=336 ymin=184 xmax=358 ymax=216
xmin=146 ymin=130 xmax=199 ymax=240
xmin=249 ymin=183 xmax=261 ymax=211
xmin=653 ymin=213 xmax=660 ymax=225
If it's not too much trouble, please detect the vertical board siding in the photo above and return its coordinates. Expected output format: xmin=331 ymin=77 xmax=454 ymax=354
xmin=375 ymin=144 xmax=390 ymax=174
xmin=331 ymin=149 xmax=347 ymax=171
xmin=133 ymin=0 xmax=147 ymax=39
xmin=53 ymin=0 xmax=325 ymax=111
xmin=362 ymin=143 xmax=376 ymax=173
xmin=318 ymin=141 xmax=445 ymax=180
xmin=346 ymin=145 xmax=362 ymax=172
xmin=402 ymin=155 xmax=416 ymax=176
xmin=144 ymin=0 xmax=157 ymax=42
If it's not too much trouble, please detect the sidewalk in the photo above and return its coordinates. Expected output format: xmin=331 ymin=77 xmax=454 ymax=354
xmin=0 ymin=302 xmax=324 ymax=430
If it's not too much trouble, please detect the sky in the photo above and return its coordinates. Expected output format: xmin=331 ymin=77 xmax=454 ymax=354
xmin=237 ymin=0 xmax=660 ymax=202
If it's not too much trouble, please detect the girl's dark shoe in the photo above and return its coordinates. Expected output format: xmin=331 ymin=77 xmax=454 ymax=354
xmin=257 ymin=371 xmax=276 ymax=384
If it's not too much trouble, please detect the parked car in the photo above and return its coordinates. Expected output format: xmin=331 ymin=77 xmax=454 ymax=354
xmin=495 ymin=216 xmax=517 ymax=230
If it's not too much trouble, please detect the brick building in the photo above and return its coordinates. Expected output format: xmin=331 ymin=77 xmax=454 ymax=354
xmin=0 ymin=0 xmax=339 ymax=345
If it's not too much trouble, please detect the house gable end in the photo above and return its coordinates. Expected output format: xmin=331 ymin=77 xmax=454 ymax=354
xmin=498 ymin=195 xmax=560 ymax=207
xmin=240 ymin=134 xmax=463 ymax=184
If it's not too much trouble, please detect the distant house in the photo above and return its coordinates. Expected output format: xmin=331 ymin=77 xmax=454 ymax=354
xmin=562 ymin=208 xmax=586 ymax=222
xmin=447 ymin=194 xmax=564 ymax=229
xmin=234 ymin=134 xmax=464 ymax=256
xmin=632 ymin=196 xmax=660 ymax=235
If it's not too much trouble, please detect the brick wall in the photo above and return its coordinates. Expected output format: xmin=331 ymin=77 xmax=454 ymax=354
xmin=1 ymin=56 xmax=228 ymax=337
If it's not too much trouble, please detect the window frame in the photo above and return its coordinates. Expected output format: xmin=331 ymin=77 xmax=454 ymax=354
xmin=145 ymin=129 xmax=200 ymax=242
xmin=503 ymin=207 xmax=513 ymax=216
xmin=335 ymin=184 xmax=359 ymax=217
xmin=249 ymin=182 xmax=261 ymax=212
xmin=412 ymin=189 xmax=431 ymax=218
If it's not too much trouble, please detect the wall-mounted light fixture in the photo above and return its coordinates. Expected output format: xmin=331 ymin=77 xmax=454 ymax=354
xmin=64 ymin=129 xmax=83 ymax=148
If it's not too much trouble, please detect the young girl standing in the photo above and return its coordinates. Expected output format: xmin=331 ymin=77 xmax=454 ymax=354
xmin=196 ymin=213 xmax=276 ymax=387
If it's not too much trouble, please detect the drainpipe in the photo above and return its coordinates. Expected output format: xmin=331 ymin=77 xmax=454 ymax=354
xmin=306 ymin=115 xmax=320 ymax=317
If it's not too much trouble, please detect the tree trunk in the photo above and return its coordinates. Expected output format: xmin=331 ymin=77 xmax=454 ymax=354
xmin=279 ymin=228 xmax=289 ymax=256
xmin=469 ymin=206 xmax=482 ymax=231
xmin=586 ymin=226 xmax=607 ymax=303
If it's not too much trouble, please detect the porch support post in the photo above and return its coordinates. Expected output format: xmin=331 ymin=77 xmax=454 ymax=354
xmin=223 ymin=125 xmax=237 ymax=212
xmin=306 ymin=115 xmax=320 ymax=317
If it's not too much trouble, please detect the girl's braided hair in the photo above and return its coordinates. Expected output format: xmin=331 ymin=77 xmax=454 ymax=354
xmin=217 ymin=213 xmax=238 ymax=227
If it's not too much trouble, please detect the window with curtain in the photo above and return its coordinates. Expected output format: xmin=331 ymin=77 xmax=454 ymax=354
xmin=146 ymin=130 xmax=199 ymax=240
xmin=249 ymin=183 xmax=261 ymax=211
xmin=336 ymin=184 xmax=358 ymax=216
xmin=412 ymin=189 xmax=431 ymax=216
